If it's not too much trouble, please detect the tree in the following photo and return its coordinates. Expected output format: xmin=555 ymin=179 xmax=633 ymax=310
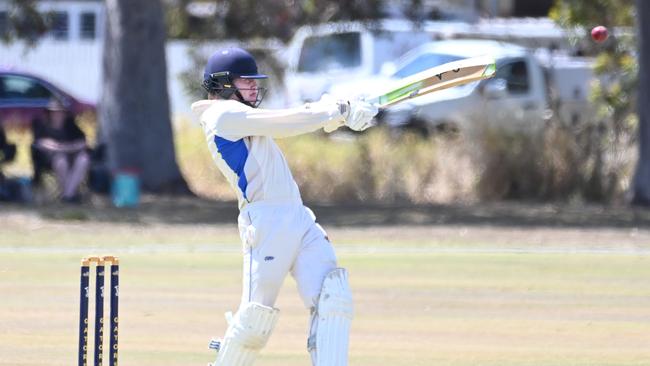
xmin=632 ymin=0 xmax=650 ymax=205
xmin=100 ymin=0 xmax=189 ymax=193
xmin=551 ymin=0 xmax=637 ymax=202
xmin=165 ymin=0 xmax=428 ymax=42
xmin=0 ymin=0 xmax=47 ymax=45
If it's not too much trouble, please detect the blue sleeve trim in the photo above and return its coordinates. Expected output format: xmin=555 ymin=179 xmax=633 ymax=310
xmin=214 ymin=135 xmax=249 ymax=200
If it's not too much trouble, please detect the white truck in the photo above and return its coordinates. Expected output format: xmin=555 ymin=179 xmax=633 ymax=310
xmin=329 ymin=39 xmax=594 ymax=134
xmin=281 ymin=20 xmax=470 ymax=106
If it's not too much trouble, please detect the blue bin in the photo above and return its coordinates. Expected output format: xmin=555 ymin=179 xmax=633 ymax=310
xmin=112 ymin=171 xmax=140 ymax=207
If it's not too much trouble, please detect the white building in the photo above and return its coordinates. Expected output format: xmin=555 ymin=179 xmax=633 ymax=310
xmin=0 ymin=0 xmax=198 ymax=120
xmin=0 ymin=0 xmax=105 ymax=41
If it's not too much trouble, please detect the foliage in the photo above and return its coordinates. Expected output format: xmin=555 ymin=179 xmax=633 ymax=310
xmin=473 ymin=124 xmax=636 ymax=202
xmin=0 ymin=0 xmax=48 ymax=45
xmin=551 ymin=0 xmax=637 ymax=132
xmin=176 ymin=120 xmax=639 ymax=204
xmin=549 ymin=0 xmax=638 ymax=202
xmin=165 ymin=0 xmax=429 ymax=42
xmin=549 ymin=0 xmax=635 ymax=28
xmin=176 ymin=122 xmax=476 ymax=204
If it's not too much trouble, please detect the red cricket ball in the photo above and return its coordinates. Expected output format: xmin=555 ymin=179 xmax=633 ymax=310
xmin=591 ymin=26 xmax=608 ymax=43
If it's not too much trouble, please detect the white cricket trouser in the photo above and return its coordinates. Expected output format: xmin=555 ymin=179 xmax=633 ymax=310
xmin=237 ymin=201 xmax=337 ymax=309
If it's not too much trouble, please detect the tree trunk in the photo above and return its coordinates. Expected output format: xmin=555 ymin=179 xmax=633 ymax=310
xmin=100 ymin=0 xmax=190 ymax=194
xmin=633 ymin=0 xmax=650 ymax=205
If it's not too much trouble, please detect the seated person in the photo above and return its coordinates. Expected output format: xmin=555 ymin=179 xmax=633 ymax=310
xmin=0 ymin=124 xmax=16 ymax=166
xmin=31 ymin=100 xmax=90 ymax=202
xmin=0 ymin=123 xmax=18 ymax=201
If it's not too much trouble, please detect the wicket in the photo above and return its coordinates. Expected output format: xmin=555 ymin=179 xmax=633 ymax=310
xmin=79 ymin=256 xmax=119 ymax=366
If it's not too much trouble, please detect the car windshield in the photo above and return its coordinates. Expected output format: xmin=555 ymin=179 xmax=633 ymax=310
xmin=393 ymin=53 xmax=463 ymax=78
xmin=298 ymin=32 xmax=361 ymax=73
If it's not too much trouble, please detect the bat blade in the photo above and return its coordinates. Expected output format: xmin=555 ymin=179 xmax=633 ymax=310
xmin=366 ymin=56 xmax=496 ymax=108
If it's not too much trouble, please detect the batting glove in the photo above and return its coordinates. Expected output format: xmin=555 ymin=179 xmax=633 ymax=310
xmin=338 ymin=100 xmax=379 ymax=132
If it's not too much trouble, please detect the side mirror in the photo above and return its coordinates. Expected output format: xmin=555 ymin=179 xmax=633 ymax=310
xmin=380 ymin=61 xmax=396 ymax=76
xmin=482 ymin=78 xmax=508 ymax=99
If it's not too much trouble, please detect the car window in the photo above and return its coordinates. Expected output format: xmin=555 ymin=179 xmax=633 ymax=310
xmin=496 ymin=60 xmax=530 ymax=94
xmin=0 ymin=75 xmax=55 ymax=99
xmin=393 ymin=53 xmax=463 ymax=78
xmin=298 ymin=32 xmax=361 ymax=73
xmin=372 ymin=31 xmax=431 ymax=74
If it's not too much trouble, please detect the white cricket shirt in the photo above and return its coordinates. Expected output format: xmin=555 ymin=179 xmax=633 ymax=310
xmin=191 ymin=99 xmax=344 ymax=209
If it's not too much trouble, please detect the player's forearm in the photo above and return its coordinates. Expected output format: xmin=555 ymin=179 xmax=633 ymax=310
xmin=216 ymin=103 xmax=344 ymax=138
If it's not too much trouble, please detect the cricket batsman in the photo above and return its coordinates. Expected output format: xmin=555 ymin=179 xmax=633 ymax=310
xmin=191 ymin=46 xmax=378 ymax=366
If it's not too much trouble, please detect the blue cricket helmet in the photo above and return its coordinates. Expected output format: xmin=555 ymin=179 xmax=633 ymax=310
xmin=203 ymin=47 xmax=267 ymax=81
xmin=202 ymin=47 xmax=267 ymax=107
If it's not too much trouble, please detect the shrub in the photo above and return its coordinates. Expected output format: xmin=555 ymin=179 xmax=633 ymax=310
xmin=176 ymin=120 xmax=636 ymax=205
xmin=469 ymin=121 xmax=636 ymax=203
xmin=176 ymin=124 xmax=476 ymax=204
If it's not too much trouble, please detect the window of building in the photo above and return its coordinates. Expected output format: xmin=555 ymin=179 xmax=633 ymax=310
xmin=0 ymin=11 xmax=8 ymax=37
xmin=80 ymin=12 xmax=96 ymax=39
xmin=49 ymin=11 xmax=69 ymax=40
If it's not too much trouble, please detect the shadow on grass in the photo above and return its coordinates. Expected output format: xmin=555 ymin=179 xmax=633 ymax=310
xmin=3 ymin=194 xmax=650 ymax=229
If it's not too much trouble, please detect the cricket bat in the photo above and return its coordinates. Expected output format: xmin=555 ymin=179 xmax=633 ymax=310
xmin=365 ymin=56 xmax=497 ymax=108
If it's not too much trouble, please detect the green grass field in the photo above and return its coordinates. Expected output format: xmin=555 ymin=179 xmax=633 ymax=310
xmin=1 ymin=209 xmax=650 ymax=366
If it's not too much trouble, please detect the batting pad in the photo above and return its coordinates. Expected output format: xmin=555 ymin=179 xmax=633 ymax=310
xmin=213 ymin=302 xmax=279 ymax=366
xmin=310 ymin=268 xmax=354 ymax=366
